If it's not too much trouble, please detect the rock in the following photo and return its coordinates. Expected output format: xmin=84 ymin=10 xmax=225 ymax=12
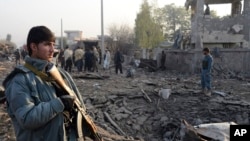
xmin=236 ymin=113 xmax=249 ymax=124
xmin=242 ymin=112 xmax=249 ymax=124
xmin=149 ymin=138 xmax=158 ymax=141
xmin=194 ymin=118 xmax=203 ymax=125
xmin=137 ymin=116 xmax=148 ymax=125
xmin=132 ymin=124 xmax=141 ymax=131
xmin=126 ymin=120 xmax=132 ymax=125
xmin=93 ymin=96 xmax=108 ymax=104
xmin=159 ymin=89 xmax=171 ymax=100
xmin=232 ymin=24 xmax=243 ymax=33
xmin=235 ymin=115 xmax=243 ymax=124
xmin=117 ymin=107 xmax=133 ymax=115
xmin=213 ymin=91 xmax=226 ymax=97
xmin=176 ymin=77 xmax=181 ymax=81
xmin=163 ymin=138 xmax=171 ymax=141
xmin=114 ymin=113 xmax=130 ymax=121
xmin=107 ymin=95 xmax=118 ymax=100
xmin=210 ymin=118 xmax=222 ymax=123
xmin=163 ymin=131 xmax=173 ymax=138
xmin=160 ymin=116 xmax=169 ymax=122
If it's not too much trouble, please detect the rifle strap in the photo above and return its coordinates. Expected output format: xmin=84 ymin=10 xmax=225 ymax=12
xmin=24 ymin=63 xmax=55 ymax=82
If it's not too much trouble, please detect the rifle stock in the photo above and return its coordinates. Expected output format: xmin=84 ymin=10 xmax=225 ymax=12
xmin=49 ymin=66 xmax=103 ymax=141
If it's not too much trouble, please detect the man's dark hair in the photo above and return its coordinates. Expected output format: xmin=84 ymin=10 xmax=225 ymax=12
xmin=203 ymin=47 xmax=210 ymax=53
xmin=27 ymin=26 xmax=55 ymax=56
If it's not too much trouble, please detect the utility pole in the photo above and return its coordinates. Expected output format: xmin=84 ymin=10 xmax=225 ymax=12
xmin=101 ymin=0 xmax=105 ymax=61
xmin=61 ymin=18 xmax=63 ymax=49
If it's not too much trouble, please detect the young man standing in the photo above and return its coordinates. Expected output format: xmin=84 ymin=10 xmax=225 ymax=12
xmin=3 ymin=26 xmax=98 ymax=141
xmin=201 ymin=47 xmax=213 ymax=96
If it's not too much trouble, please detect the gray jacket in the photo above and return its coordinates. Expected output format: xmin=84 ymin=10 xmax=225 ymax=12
xmin=4 ymin=57 xmax=66 ymax=141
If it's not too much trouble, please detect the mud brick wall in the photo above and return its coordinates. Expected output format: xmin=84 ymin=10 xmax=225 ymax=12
xmin=161 ymin=49 xmax=250 ymax=74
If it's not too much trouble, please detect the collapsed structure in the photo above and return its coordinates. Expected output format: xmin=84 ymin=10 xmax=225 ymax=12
xmin=160 ymin=0 xmax=250 ymax=75
xmin=0 ymin=34 xmax=16 ymax=57
xmin=186 ymin=0 xmax=250 ymax=49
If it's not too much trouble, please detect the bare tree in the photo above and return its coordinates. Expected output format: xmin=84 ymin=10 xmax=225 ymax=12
xmin=107 ymin=23 xmax=135 ymax=55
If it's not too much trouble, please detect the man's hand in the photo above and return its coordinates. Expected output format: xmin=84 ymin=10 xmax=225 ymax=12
xmin=60 ymin=95 xmax=75 ymax=111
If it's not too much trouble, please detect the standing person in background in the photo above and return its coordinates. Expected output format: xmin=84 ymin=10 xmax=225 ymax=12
xmin=92 ymin=46 xmax=99 ymax=72
xmin=160 ymin=51 xmax=166 ymax=70
xmin=103 ymin=49 xmax=111 ymax=70
xmin=21 ymin=45 xmax=28 ymax=60
xmin=58 ymin=48 xmax=65 ymax=69
xmin=74 ymin=46 xmax=84 ymax=72
xmin=89 ymin=48 xmax=95 ymax=72
xmin=4 ymin=45 xmax=10 ymax=60
xmin=64 ymin=46 xmax=73 ymax=72
xmin=98 ymin=47 xmax=102 ymax=65
xmin=114 ymin=48 xmax=123 ymax=74
xmin=84 ymin=48 xmax=92 ymax=72
xmin=14 ymin=49 xmax=21 ymax=65
xmin=201 ymin=47 xmax=213 ymax=96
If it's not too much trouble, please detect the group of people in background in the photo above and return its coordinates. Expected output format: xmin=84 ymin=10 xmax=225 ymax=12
xmin=57 ymin=46 xmax=124 ymax=74
xmin=14 ymin=48 xmax=28 ymax=65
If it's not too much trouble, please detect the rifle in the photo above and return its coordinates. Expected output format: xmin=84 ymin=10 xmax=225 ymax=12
xmin=48 ymin=65 xmax=103 ymax=141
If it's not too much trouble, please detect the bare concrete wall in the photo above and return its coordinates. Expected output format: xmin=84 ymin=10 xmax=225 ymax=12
xmin=190 ymin=0 xmax=250 ymax=48
xmin=201 ymin=16 xmax=247 ymax=45
xmin=160 ymin=49 xmax=250 ymax=74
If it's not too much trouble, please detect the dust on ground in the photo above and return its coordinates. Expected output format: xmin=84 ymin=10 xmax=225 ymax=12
xmin=0 ymin=61 xmax=250 ymax=141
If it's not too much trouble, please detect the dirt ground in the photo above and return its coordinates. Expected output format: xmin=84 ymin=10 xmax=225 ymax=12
xmin=0 ymin=60 xmax=250 ymax=141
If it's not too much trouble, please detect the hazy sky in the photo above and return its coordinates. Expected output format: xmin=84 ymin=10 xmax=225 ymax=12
xmin=0 ymin=0 xmax=230 ymax=47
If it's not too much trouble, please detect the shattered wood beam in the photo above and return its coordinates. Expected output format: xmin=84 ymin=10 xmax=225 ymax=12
xmin=141 ymin=89 xmax=152 ymax=103
xmin=181 ymin=120 xmax=207 ymax=141
xmin=104 ymin=112 xmax=126 ymax=136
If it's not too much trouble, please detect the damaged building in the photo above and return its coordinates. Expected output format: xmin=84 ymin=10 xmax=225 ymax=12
xmin=161 ymin=0 xmax=250 ymax=75
xmin=0 ymin=34 xmax=16 ymax=57
xmin=186 ymin=0 xmax=250 ymax=48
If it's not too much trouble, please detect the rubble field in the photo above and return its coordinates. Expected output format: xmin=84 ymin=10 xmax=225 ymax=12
xmin=1 ymin=61 xmax=250 ymax=141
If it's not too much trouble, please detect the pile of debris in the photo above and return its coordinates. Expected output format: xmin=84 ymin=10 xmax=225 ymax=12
xmin=213 ymin=61 xmax=250 ymax=80
xmin=74 ymin=68 xmax=250 ymax=141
